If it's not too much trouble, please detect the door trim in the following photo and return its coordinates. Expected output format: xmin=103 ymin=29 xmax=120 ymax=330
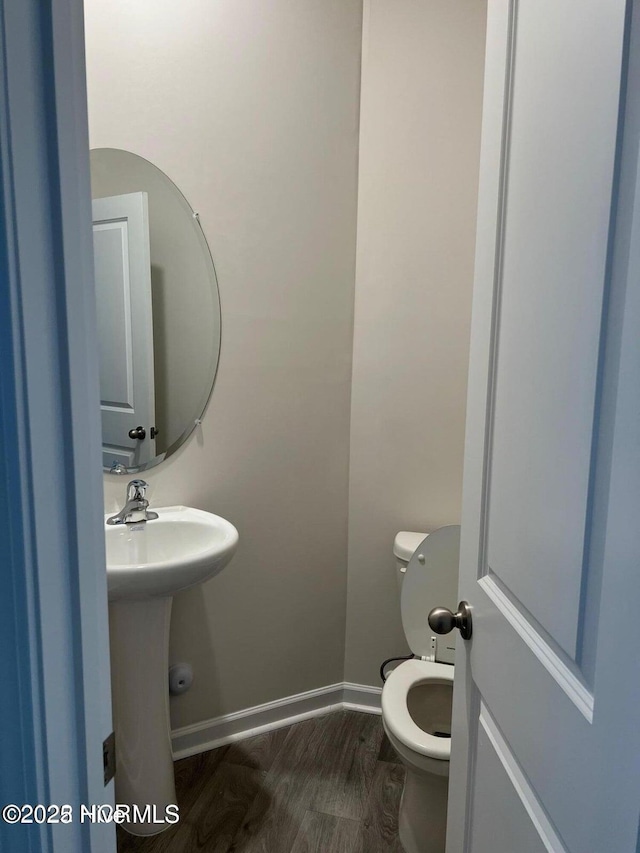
xmin=0 ymin=2 xmax=113 ymax=851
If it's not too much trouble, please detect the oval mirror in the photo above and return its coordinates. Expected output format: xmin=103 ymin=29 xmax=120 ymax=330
xmin=90 ymin=148 xmax=221 ymax=473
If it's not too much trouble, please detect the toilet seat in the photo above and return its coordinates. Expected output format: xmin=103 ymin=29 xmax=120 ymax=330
xmin=382 ymin=658 xmax=453 ymax=761
xmin=401 ymin=525 xmax=460 ymax=663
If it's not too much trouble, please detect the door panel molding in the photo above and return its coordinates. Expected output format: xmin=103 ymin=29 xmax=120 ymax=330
xmin=480 ymin=574 xmax=594 ymax=720
xmin=476 ymin=0 xmax=518 ymax=587
xmin=93 ymin=217 xmax=135 ymax=410
xmin=478 ymin=703 xmax=567 ymax=853
xmin=479 ymin=0 xmax=622 ymax=668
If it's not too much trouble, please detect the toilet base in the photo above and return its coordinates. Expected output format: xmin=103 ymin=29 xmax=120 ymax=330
xmin=398 ymin=765 xmax=448 ymax=853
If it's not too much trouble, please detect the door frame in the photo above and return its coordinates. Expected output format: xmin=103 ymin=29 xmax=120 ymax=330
xmin=0 ymin=2 xmax=113 ymax=851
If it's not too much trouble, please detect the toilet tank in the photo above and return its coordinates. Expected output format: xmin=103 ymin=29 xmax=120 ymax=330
xmin=393 ymin=531 xmax=428 ymax=590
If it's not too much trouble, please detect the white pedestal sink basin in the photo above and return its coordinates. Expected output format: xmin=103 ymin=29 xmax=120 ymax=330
xmin=105 ymin=506 xmax=238 ymax=836
xmin=106 ymin=505 xmax=238 ymax=600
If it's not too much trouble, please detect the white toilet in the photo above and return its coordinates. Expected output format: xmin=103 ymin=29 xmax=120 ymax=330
xmin=382 ymin=525 xmax=461 ymax=853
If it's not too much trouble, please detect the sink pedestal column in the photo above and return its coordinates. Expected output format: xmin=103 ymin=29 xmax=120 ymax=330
xmin=108 ymin=597 xmax=177 ymax=836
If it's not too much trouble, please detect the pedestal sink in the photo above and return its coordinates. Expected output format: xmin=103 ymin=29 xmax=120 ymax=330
xmin=105 ymin=506 xmax=238 ymax=836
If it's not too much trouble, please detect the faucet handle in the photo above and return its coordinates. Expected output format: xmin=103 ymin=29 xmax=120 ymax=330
xmin=127 ymin=479 xmax=148 ymax=502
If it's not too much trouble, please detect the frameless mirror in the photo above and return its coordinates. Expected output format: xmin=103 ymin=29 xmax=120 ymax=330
xmin=90 ymin=148 xmax=221 ymax=473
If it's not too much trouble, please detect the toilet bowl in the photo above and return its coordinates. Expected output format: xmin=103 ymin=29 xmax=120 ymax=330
xmin=382 ymin=525 xmax=461 ymax=853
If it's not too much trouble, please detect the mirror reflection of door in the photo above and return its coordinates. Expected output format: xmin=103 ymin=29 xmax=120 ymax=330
xmin=92 ymin=191 xmax=156 ymax=469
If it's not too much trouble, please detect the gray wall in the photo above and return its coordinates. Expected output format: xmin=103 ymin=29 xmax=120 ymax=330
xmin=344 ymin=0 xmax=487 ymax=685
xmin=88 ymin=0 xmax=362 ymax=728
xmin=88 ymin=0 xmax=487 ymax=726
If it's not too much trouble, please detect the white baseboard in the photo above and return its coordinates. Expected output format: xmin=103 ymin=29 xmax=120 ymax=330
xmin=342 ymin=681 xmax=383 ymax=714
xmin=171 ymin=681 xmax=382 ymax=760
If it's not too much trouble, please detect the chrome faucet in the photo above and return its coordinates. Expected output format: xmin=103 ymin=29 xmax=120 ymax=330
xmin=106 ymin=479 xmax=159 ymax=525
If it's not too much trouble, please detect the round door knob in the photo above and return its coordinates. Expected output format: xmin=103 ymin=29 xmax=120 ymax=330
xmin=128 ymin=426 xmax=146 ymax=440
xmin=428 ymin=601 xmax=472 ymax=640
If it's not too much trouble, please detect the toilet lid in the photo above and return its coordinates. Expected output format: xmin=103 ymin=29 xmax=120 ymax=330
xmin=401 ymin=525 xmax=461 ymax=658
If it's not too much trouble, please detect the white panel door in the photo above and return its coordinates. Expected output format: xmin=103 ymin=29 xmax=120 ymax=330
xmin=92 ymin=192 xmax=156 ymax=468
xmin=447 ymin=2 xmax=640 ymax=851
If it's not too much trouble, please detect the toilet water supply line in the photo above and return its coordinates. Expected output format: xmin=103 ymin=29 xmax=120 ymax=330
xmin=380 ymin=652 xmax=415 ymax=683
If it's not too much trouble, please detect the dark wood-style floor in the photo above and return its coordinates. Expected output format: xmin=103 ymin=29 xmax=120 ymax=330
xmin=117 ymin=710 xmax=405 ymax=853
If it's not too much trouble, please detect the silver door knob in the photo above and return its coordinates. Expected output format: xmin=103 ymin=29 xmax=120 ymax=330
xmin=428 ymin=601 xmax=472 ymax=640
